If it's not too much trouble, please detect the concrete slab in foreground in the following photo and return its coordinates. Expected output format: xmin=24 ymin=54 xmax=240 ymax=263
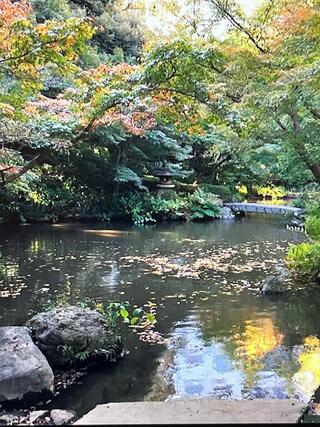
xmin=74 ymin=399 xmax=306 ymax=425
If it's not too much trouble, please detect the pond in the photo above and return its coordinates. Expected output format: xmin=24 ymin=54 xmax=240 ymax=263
xmin=0 ymin=215 xmax=319 ymax=417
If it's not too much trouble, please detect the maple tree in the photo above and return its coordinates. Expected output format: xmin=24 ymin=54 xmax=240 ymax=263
xmin=0 ymin=0 xmax=94 ymax=184
xmin=1 ymin=0 xmax=320 ymax=223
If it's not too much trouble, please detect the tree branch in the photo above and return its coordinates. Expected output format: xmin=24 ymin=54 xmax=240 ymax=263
xmin=275 ymin=118 xmax=287 ymax=131
xmin=0 ymin=153 xmax=46 ymax=186
xmin=310 ymin=109 xmax=320 ymax=120
xmin=0 ymin=35 xmax=70 ymax=64
xmin=209 ymin=0 xmax=267 ymax=53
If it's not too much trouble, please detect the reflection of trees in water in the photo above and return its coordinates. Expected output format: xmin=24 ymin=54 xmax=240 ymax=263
xmin=0 ymin=228 xmax=125 ymax=320
xmin=195 ymin=296 xmax=309 ymax=395
xmin=230 ymin=318 xmax=284 ymax=388
xmin=0 ymin=222 xmax=317 ymax=399
xmin=32 ymin=259 xmax=121 ymax=312
xmin=293 ymin=336 xmax=320 ymax=400
xmin=272 ymin=292 xmax=320 ymax=347
xmin=140 ymin=217 xmax=304 ymax=246
xmin=203 ymin=312 xmax=290 ymax=389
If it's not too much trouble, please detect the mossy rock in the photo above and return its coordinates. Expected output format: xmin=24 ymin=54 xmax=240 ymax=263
xmin=27 ymin=306 xmax=122 ymax=367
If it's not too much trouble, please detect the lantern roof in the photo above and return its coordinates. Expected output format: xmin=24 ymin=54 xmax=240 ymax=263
xmin=154 ymin=168 xmax=174 ymax=177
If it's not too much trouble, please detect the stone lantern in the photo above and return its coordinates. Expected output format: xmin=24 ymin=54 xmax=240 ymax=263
xmin=154 ymin=168 xmax=175 ymax=189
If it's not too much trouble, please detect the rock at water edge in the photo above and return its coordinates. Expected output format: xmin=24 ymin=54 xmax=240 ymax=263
xmin=0 ymin=327 xmax=54 ymax=403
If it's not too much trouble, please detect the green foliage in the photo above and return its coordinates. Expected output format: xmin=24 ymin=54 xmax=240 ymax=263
xmin=304 ymin=200 xmax=320 ymax=240
xmin=305 ymin=216 xmax=320 ymax=241
xmin=290 ymin=184 xmax=320 ymax=209
xmin=106 ymin=301 xmax=157 ymax=328
xmin=58 ymin=344 xmax=91 ymax=362
xmin=3 ymin=0 xmax=320 ymax=226
xmin=290 ymin=196 xmax=308 ymax=209
xmin=31 ymin=0 xmax=72 ymax=22
xmin=114 ymin=189 xmax=222 ymax=224
xmin=0 ymin=10 xmax=94 ymax=116
xmin=187 ymin=189 xmax=222 ymax=220
xmin=114 ymin=166 xmax=146 ymax=190
xmin=115 ymin=191 xmax=157 ymax=224
xmin=287 ymin=242 xmax=320 ymax=280
xmin=31 ymin=0 xmax=146 ymax=61
xmin=93 ymin=7 xmax=145 ymax=60
xmin=287 ymin=194 xmax=320 ymax=280
xmin=0 ymin=173 xmax=78 ymax=223
xmin=38 ymin=300 xmax=122 ymax=365
xmin=200 ymin=184 xmax=233 ymax=202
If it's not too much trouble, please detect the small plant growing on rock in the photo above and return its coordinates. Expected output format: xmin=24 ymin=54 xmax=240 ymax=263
xmin=102 ymin=301 xmax=166 ymax=344
xmin=58 ymin=345 xmax=91 ymax=362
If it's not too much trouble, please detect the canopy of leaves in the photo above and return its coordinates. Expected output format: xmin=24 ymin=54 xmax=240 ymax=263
xmin=1 ymin=0 xmax=320 ymax=223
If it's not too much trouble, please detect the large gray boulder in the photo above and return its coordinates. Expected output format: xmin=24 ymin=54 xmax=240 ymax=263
xmin=27 ymin=306 xmax=121 ymax=367
xmin=260 ymin=266 xmax=289 ymax=295
xmin=0 ymin=327 xmax=54 ymax=403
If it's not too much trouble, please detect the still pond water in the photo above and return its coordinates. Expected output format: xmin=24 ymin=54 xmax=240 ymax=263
xmin=1 ymin=215 xmax=320 ymax=416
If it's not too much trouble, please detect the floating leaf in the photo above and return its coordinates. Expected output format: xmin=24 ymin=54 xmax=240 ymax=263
xmin=120 ymin=308 xmax=129 ymax=318
xmin=130 ymin=316 xmax=140 ymax=325
xmin=132 ymin=308 xmax=143 ymax=317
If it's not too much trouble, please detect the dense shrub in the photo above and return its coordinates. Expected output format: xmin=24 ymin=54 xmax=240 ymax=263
xmin=200 ymin=184 xmax=233 ymax=201
xmin=305 ymin=203 xmax=320 ymax=240
xmin=286 ymin=196 xmax=320 ymax=281
xmin=113 ymin=190 xmax=222 ymax=224
xmin=287 ymin=242 xmax=320 ymax=280
xmin=254 ymin=186 xmax=287 ymax=199
xmin=187 ymin=190 xmax=222 ymax=220
xmin=0 ymin=174 xmax=111 ymax=224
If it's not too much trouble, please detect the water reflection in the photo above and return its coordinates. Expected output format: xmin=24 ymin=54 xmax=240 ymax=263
xmin=169 ymin=323 xmax=244 ymax=399
xmin=233 ymin=318 xmax=284 ymax=387
xmin=160 ymin=316 xmax=315 ymax=402
xmin=0 ymin=217 xmax=319 ymax=415
xmin=294 ymin=336 xmax=320 ymax=400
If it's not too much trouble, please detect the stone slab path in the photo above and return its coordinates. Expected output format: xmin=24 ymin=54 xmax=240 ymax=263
xmin=75 ymin=399 xmax=306 ymax=424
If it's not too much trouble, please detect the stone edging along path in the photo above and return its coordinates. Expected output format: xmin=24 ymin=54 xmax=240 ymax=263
xmin=224 ymin=202 xmax=304 ymax=215
xmin=75 ymin=399 xmax=307 ymax=424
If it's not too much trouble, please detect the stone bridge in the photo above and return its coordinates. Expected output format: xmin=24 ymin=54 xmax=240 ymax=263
xmin=224 ymin=202 xmax=304 ymax=216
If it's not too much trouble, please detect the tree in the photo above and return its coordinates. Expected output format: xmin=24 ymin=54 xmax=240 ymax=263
xmin=0 ymin=0 xmax=93 ymax=184
xmin=140 ymin=0 xmax=320 ymax=188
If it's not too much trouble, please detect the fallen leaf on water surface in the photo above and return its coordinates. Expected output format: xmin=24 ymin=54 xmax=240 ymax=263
xmin=0 ymin=291 xmax=10 ymax=297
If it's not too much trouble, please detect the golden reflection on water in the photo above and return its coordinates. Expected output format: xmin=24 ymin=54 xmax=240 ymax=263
xmin=30 ymin=238 xmax=40 ymax=254
xmin=83 ymin=229 xmax=131 ymax=237
xmin=231 ymin=318 xmax=283 ymax=386
xmin=234 ymin=318 xmax=283 ymax=361
xmin=294 ymin=336 xmax=320 ymax=399
xmin=50 ymin=224 xmax=132 ymax=237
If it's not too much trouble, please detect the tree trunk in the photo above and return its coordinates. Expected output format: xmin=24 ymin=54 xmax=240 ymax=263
xmin=0 ymin=153 xmax=45 ymax=186
xmin=309 ymin=162 xmax=320 ymax=182
xmin=212 ymin=168 xmax=218 ymax=184
xmin=290 ymin=109 xmax=320 ymax=183
xmin=247 ymin=182 xmax=254 ymax=196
